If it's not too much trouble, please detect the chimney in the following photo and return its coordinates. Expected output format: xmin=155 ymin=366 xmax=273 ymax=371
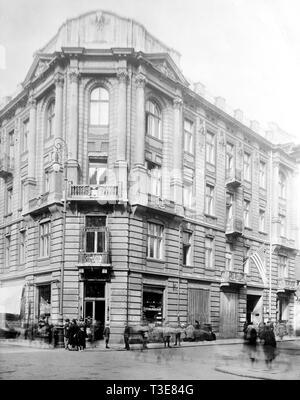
xmin=234 ymin=109 xmax=243 ymax=123
xmin=215 ymin=96 xmax=226 ymax=110
xmin=193 ymin=82 xmax=206 ymax=96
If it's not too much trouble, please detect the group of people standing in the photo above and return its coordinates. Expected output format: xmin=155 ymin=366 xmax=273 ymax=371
xmin=243 ymin=320 xmax=278 ymax=369
xmin=64 ymin=317 xmax=110 ymax=351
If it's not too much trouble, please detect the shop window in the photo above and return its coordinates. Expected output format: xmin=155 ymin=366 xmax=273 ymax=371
xmin=38 ymin=284 xmax=51 ymax=318
xmin=143 ymin=286 xmax=164 ymax=324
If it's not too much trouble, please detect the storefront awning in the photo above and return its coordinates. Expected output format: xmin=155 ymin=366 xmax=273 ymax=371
xmin=0 ymin=285 xmax=24 ymax=314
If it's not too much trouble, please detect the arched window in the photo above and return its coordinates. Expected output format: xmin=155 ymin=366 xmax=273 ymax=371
xmin=146 ymin=100 xmax=162 ymax=139
xmin=89 ymin=87 xmax=109 ymax=126
xmin=46 ymin=100 xmax=55 ymax=139
xmin=279 ymin=171 xmax=286 ymax=199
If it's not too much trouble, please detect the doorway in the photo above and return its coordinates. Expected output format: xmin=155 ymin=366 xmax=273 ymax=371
xmin=84 ymin=281 xmax=106 ymax=340
xmin=246 ymin=294 xmax=262 ymax=324
xmin=219 ymin=290 xmax=238 ymax=338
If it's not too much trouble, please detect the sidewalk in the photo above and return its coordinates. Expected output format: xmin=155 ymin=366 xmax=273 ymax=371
xmin=1 ymin=335 xmax=299 ymax=352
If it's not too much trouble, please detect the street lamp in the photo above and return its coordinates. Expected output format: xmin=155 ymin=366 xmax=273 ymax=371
xmin=52 ymin=137 xmax=69 ymax=347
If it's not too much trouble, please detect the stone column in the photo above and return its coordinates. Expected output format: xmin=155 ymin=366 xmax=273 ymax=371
xmin=23 ymin=95 xmax=37 ymax=211
xmin=115 ymin=68 xmax=128 ymax=201
xmin=171 ymin=97 xmax=183 ymax=208
xmin=54 ymin=72 xmax=64 ymax=140
xmin=67 ymin=69 xmax=80 ymax=184
xmin=129 ymin=72 xmax=148 ymax=205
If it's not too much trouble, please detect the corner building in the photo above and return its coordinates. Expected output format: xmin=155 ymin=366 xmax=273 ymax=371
xmin=0 ymin=11 xmax=299 ymax=342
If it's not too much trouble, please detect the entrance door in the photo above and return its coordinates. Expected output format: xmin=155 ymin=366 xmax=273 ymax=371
xmin=246 ymin=295 xmax=262 ymax=324
xmin=188 ymin=289 xmax=210 ymax=325
xmin=84 ymin=281 xmax=106 ymax=340
xmin=219 ymin=291 xmax=238 ymax=338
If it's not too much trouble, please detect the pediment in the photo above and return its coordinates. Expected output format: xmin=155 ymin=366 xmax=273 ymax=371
xmin=23 ymin=54 xmax=53 ymax=85
xmin=144 ymin=53 xmax=189 ymax=86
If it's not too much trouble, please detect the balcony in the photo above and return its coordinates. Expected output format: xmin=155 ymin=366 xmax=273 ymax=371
xmin=0 ymin=155 xmax=14 ymax=179
xmin=225 ymin=217 xmax=243 ymax=237
xmin=273 ymin=236 xmax=296 ymax=252
xmin=225 ymin=168 xmax=242 ymax=188
xmin=68 ymin=184 xmax=120 ymax=203
xmin=78 ymin=252 xmax=111 ymax=266
xmin=277 ymin=278 xmax=297 ymax=293
xmin=220 ymin=270 xmax=247 ymax=288
xmin=147 ymin=194 xmax=176 ymax=214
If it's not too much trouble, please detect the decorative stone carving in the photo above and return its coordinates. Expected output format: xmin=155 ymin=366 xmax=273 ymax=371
xmin=135 ymin=73 xmax=147 ymax=88
xmin=54 ymin=73 xmax=64 ymax=88
xmin=34 ymin=61 xmax=48 ymax=78
xmin=69 ymin=70 xmax=80 ymax=83
xmin=117 ymin=68 xmax=129 ymax=84
xmin=94 ymin=12 xmax=109 ymax=31
xmin=28 ymin=95 xmax=37 ymax=109
xmin=156 ymin=61 xmax=176 ymax=80
xmin=173 ymin=97 xmax=183 ymax=109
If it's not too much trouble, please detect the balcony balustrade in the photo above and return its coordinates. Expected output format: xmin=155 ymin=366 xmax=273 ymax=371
xmin=277 ymin=278 xmax=297 ymax=293
xmin=220 ymin=270 xmax=247 ymax=288
xmin=69 ymin=184 xmax=120 ymax=203
xmin=225 ymin=168 xmax=242 ymax=188
xmin=78 ymin=252 xmax=110 ymax=266
xmin=0 ymin=155 xmax=14 ymax=179
xmin=225 ymin=217 xmax=243 ymax=237
xmin=147 ymin=194 xmax=175 ymax=213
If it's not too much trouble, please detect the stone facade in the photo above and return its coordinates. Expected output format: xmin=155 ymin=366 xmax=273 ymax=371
xmin=0 ymin=10 xmax=299 ymax=343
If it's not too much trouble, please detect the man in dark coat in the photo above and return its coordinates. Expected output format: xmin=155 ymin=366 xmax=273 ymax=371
xmin=262 ymin=324 xmax=277 ymax=369
xmin=124 ymin=324 xmax=130 ymax=350
xmin=103 ymin=324 xmax=110 ymax=349
xmin=68 ymin=319 xmax=79 ymax=350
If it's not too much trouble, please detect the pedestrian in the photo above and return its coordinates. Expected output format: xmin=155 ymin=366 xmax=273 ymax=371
xmin=124 ymin=324 xmax=130 ymax=350
xmin=262 ymin=324 xmax=277 ymax=369
xmin=77 ymin=326 xmax=86 ymax=351
xmin=103 ymin=323 xmax=110 ymax=349
xmin=174 ymin=324 xmax=182 ymax=346
xmin=243 ymin=320 xmax=249 ymax=340
xmin=63 ymin=318 xmax=71 ymax=350
xmin=162 ymin=321 xmax=172 ymax=348
xmin=244 ymin=322 xmax=258 ymax=366
xmin=68 ymin=319 xmax=79 ymax=351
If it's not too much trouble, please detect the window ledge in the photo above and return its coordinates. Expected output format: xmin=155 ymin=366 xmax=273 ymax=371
xmin=204 ymin=213 xmax=217 ymax=220
xmin=259 ymin=230 xmax=268 ymax=235
xmin=37 ymin=256 xmax=50 ymax=261
xmin=4 ymin=213 xmax=12 ymax=218
xmin=244 ymin=226 xmax=252 ymax=231
xmin=146 ymin=134 xmax=163 ymax=144
xmin=146 ymin=258 xmax=165 ymax=264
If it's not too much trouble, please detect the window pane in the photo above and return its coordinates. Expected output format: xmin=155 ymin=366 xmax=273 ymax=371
xmin=86 ymin=231 xmax=95 ymax=252
xmin=90 ymin=102 xmax=100 ymax=125
xmin=91 ymin=88 xmax=100 ymax=101
xmin=86 ymin=216 xmax=106 ymax=228
xmin=99 ymin=102 xmax=109 ymax=125
xmin=97 ymin=231 xmax=106 ymax=253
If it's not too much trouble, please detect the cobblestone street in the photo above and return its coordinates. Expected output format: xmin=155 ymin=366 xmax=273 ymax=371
xmin=1 ymin=339 xmax=300 ymax=380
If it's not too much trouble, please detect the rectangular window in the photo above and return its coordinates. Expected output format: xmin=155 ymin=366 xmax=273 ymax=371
xmin=5 ymin=236 xmax=11 ymax=268
xmin=89 ymin=158 xmax=107 ymax=185
xmin=206 ymin=131 xmax=215 ymax=164
xmin=279 ymin=214 xmax=287 ymax=237
xmin=243 ymin=199 xmax=250 ymax=227
xmin=183 ymin=183 xmax=193 ymax=209
xmin=147 ymin=222 xmax=164 ymax=260
xmin=6 ymin=187 xmax=12 ymax=215
xmin=85 ymin=216 xmax=107 ymax=254
xmin=182 ymin=231 xmax=192 ymax=266
xmin=38 ymin=284 xmax=51 ymax=318
xmin=226 ymin=192 xmax=233 ymax=225
xmin=226 ymin=143 xmax=234 ymax=173
xmin=39 ymin=221 xmax=50 ymax=258
xmin=259 ymin=209 xmax=265 ymax=232
xmin=225 ymin=243 xmax=233 ymax=271
xmin=19 ymin=230 xmax=26 ymax=264
xmin=205 ymin=237 xmax=214 ymax=269
xmin=259 ymin=161 xmax=266 ymax=189
xmin=143 ymin=286 xmax=164 ymax=324
xmin=243 ymin=247 xmax=250 ymax=274
xmin=146 ymin=161 xmax=162 ymax=197
xmin=243 ymin=152 xmax=251 ymax=181
xmin=278 ymin=256 xmax=288 ymax=279
xmin=184 ymin=119 xmax=194 ymax=154
xmin=44 ymin=170 xmax=50 ymax=193
xmin=205 ymin=184 xmax=215 ymax=215
xmin=21 ymin=181 xmax=26 ymax=210
xmin=22 ymin=119 xmax=29 ymax=153
xmin=9 ymin=130 xmax=14 ymax=168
